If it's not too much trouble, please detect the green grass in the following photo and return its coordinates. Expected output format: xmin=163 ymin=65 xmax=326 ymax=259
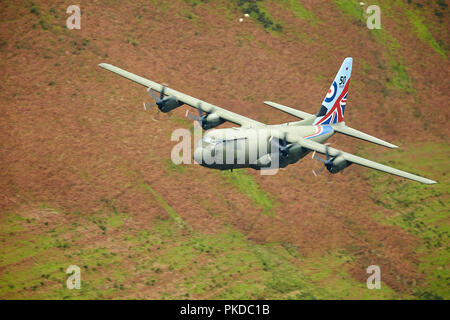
xmin=220 ymin=169 xmax=277 ymax=216
xmin=126 ymin=221 xmax=316 ymax=298
xmin=333 ymin=0 xmax=365 ymax=23
xmin=165 ymin=158 xmax=186 ymax=173
xmin=359 ymin=142 xmax=449 ymax=299
xmin=140 ymin=181 xmax=192 ymax=231
xmin=126 ymin=220 xmax=400 ymax=299
xmin=106 ymin=213 xmax=127 ymax=229
xmin=276 ymin=0 xmax=316 ymax=22
xmin=399 ymin=1 xmax=447 ymax=58
xmin=183 ymin=0 xmax=207 ymax=6
xmin=370 ymin=28 xmax=413 ymax=92
xmin=334 ymin=1 xmax=414 ymax=92
xmin=298 ymin=251 xmax=400 ymax=299
xmin=0 ymin=184 xmax=404 ymax=300
xmin=179 ymin=0 xmax=204 ymax=22
xmin=29 ymin=3 xmax=57 ymax=33
xmin=0 ymin=211 xmax=124 ymax=299
xmin=233 ymin=0 xmax=283 ymax=33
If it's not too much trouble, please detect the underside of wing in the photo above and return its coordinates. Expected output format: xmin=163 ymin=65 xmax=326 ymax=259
xmin=296 ymin=137 xmax=437 ymax=184
xmin=99 ymin=63 xmax=265 ymax=128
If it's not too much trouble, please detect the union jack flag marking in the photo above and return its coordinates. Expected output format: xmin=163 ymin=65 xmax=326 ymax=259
xmin=315 ymin=78 xmax=350 ymax=125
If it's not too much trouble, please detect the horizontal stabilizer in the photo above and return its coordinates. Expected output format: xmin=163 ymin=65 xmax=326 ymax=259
xmin=263 ymin=101 xmax=314 ymax=120
xmin=333 ymin=123 xmax=398 ymax=149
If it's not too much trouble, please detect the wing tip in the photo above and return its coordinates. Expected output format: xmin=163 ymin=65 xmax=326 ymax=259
xmin=417 ymin=176 xmax=437 ymax=184
xmin=387 ymin=143 xmax=399 ymax=149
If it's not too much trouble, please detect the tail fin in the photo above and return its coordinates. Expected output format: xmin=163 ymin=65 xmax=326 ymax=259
xmin=313 ymin=57 xmax=352 ymax=125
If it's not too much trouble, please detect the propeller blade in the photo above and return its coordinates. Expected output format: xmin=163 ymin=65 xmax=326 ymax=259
xmin=312 ymin=165 xmax=325 ymax=177
xmin=143 ymin=102 xmax=157 ymax=110
xmin=160 ymin=85 xmax=166 ymax=99
xmin=196 ymin=102 xmax=204 ymax=117
xmin=282 ymin=132 xmax=288 ymax=147
xmin=187 ymin=113 xmax=201 ymax=121
xmin=148 ymin=88 xmax=159 ymax=101
xmin=312 ymin=151 xmax=327 ymax=163
xmin=323 ymin=143 xmax=331 ymax=160
xmin=270 ymin=134 xmax=292 ymax=158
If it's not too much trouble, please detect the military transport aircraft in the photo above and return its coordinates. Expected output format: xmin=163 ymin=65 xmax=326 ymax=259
xmin=99 ymin=58 xmax=436 ymax=184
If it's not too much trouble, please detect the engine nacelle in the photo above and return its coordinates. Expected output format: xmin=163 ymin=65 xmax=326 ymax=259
xmin=202 ymin=113 xmax=225 ymax=130
xmin=327 ymin=155 xmax=351 ymax=173
xmin=158 ymin=96 xmax=184 ymax=113
xmin=285 ymin=144 xmax=303 ymax=162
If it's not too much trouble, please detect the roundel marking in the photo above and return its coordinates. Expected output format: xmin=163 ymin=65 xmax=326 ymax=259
xmin=324 ymin=81 xmax=337 ymax=103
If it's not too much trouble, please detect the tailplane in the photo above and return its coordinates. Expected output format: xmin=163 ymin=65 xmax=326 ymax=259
xmin=314 ymin=57 xmax=352 ymax=125
xmin=264 ymin=58 xmax=397 ymax=149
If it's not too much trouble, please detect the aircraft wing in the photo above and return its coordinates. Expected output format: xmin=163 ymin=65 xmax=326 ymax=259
xmin=99 ymin=63 xmax=265 ymax=128
xmin=295 ymin=137 xmax=437 ymax=184
xmin=263 ymin=101 xmax=314 ymax=119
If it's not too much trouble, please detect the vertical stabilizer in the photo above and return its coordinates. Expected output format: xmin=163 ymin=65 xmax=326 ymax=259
xmin=313 ymin=57 xmax=352 ymax=125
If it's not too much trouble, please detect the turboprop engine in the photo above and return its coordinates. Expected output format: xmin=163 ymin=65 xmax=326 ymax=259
xmin=251 ymin=134 xmax=304 ymax=169
xmin=325 ymin=154 xmax=351 ymax=173
xmin=144 ymin=86 xmax=184 ymax=113
xmin=312 ymin=144 xmax=351 ymax=175
xmin=186 ymin=103 xmax=226 ymax=130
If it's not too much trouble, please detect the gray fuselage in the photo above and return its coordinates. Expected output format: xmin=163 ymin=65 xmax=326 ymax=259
xmin=193 ymin=123 xmax=335 ymax=170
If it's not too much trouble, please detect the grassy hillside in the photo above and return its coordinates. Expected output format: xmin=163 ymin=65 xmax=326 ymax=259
xmin=357 ymin=142 xmax=449 ymax=299
xmin=0 ymin=0 xmax=448 ymax=299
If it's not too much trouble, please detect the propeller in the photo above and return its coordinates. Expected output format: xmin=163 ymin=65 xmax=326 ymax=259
xmin=143 ymin=86 xmax=166 ymax=110
xmin=272 ymin=132 xmax=293 ymax=158
xmin=186 ymin=102 xmax=208 ymax=128
xmin=311 ymin=143 xmax=332 ymax=176
xmin=311 ymin=143 xmax=342 ymax=176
